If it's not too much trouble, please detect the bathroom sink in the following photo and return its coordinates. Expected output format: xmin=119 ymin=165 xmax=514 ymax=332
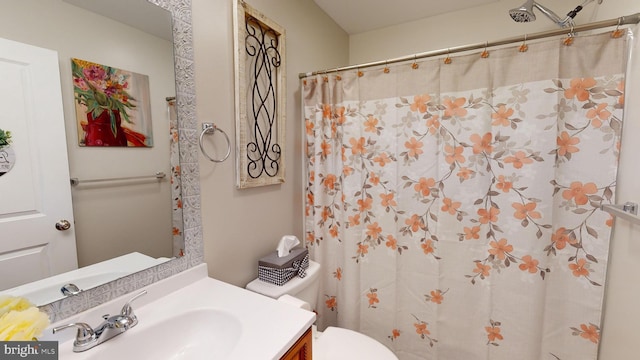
xmin=84 ymin=309 xmax=242 ymax=359
xmin=48 ymin=263 xmax=315 ymax=360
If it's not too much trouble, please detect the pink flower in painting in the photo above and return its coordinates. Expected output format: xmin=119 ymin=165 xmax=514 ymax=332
xmin=83 ymin=65 xmax=107 ymax=83
xmin=73 ymin=77 xmax=89 ymax=91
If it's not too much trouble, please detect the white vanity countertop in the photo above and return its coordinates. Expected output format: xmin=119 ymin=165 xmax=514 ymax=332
xmin=45 ymin=263 xmax=316 ymax=360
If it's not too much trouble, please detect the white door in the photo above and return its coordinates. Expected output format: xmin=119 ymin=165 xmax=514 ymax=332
xmin=0 ymin=37 xmax=78 ymax=290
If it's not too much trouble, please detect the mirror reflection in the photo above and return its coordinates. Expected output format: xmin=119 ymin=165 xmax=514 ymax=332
xmin=0 ymin=0 xmax=182 ymax=305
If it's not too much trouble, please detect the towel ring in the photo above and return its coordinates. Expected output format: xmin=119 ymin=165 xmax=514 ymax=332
xmin=199 ymin=123 xmax=231 ymax=163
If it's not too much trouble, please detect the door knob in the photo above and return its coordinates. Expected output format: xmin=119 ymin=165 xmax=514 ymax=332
xmin=55 ymin=219 xmax=71 ymax=231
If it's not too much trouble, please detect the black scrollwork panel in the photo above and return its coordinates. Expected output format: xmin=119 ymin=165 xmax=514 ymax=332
xmin=245 ymin=16 xmax=281 ymax=179
xmin=234 ymin=1 xmax=286 ymax=188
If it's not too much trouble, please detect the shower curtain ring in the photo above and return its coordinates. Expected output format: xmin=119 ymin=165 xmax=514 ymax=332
xmin=334 ymin=68 xmax=342 ymax=80
xmin=412 ymin=55 xmax=419 ymax=69
xmin=611 ymin=17 xmax=624 ymax=38
xmin=519 ymin=34 xmax=529 ymax=52
xmin=444 ymin=49 xmax=452 ymax=64
xmin=481 ymin=41 xmax=490 ymax=58
xmin=384 ymin=60 xmax=390 ymax=73
xmin=564 ymin=25 xmax=575 ymax=46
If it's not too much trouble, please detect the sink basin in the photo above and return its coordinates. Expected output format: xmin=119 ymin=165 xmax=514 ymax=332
xmin=47 ymin=263 xmax=315 ymax=360
xmin=88 ymin=309 xmax=242 ymax=359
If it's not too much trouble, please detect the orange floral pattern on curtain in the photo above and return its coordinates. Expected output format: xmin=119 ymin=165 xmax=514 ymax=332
xmin=303 ymin=32 xmax=627 ymax=360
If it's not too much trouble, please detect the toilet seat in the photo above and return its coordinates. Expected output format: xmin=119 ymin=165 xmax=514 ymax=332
xmin=313 ymin=326 xmax=398 ymax=360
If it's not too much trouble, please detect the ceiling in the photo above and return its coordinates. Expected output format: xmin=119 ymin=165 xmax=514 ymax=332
xmin=313 ymin=0 xmax=502 ymax=34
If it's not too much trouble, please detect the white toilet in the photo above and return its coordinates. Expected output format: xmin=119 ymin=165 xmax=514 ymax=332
xmin=246 ymin=260 xmax=398 ymax=360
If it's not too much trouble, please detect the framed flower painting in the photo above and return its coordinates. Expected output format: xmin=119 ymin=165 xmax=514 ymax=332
xmin=71 ymin=58 xmax=153 ymax=147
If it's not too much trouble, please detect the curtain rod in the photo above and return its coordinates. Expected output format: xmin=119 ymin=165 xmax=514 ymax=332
xmin=299 ymin=13 xmax=640 ymax=79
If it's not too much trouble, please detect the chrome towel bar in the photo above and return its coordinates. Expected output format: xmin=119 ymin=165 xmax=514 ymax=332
xmin=70 ymin=172 xmax=166 ymax=186
xmin=601 ymin=202 xmax=640 ymax=225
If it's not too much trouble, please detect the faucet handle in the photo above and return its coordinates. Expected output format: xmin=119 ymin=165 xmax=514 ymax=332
xmin=53 ymin=322 xmax=95 ymax=345
xmin=120 ymin=290 xmax=147 ymax=317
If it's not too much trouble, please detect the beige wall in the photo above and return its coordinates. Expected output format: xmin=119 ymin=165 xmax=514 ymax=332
xmin=349 ymin=0 xmax=640 ymax=358
xmin=0 ymin=0 xmax=175 ymax=268
xmin=192 ymin=0 xmax=348 ymax=287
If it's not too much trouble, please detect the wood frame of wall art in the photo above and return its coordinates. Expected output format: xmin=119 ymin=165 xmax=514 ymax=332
xmin=233 ymin=0 xmax=286 ymax=188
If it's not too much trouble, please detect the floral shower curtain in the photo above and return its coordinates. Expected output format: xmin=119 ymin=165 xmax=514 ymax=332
xmin=303 ymin=30 xmax=628 ymax=360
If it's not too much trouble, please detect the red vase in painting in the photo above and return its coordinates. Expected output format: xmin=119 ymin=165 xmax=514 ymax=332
xmin=84 ymin=109 xmax=127 ymax=146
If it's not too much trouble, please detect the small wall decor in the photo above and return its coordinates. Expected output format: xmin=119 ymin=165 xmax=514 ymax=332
xmin=72 ymin=58 xmax=153 ymax=147
xmin=0 ymin=128 xmax=15 ymax=177
xmin=233 ymin=0 xmax=286 ymax=188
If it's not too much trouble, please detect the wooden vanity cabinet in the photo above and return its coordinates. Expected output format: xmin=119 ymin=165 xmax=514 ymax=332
xmin=280 ymin=327 xmax=312 ymax=360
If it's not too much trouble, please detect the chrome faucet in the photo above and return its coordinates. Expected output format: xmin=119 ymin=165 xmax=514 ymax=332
xmin=53 ymin=290 xmax=147 ymax=352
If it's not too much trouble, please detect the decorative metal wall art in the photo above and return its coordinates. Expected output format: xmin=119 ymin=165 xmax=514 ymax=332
xmin=233 ymin=0 xmax=286 ymax=188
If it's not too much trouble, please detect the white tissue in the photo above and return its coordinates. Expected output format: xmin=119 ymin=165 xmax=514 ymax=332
xmin=277 ymin=235 xmax=300 ymax=257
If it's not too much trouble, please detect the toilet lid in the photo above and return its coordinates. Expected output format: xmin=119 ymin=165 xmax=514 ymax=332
xmin=313 ymin=327 xmax=398 ymax=360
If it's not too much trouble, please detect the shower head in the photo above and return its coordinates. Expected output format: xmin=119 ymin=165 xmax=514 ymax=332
xmin=509 ymin=0 xmax=603 ymax=28
xmin=509 ymin=0 xmax=536 ymax=23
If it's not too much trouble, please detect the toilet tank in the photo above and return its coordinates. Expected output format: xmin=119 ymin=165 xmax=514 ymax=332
xmin=246 ymin=260 xmax=321 ymax=311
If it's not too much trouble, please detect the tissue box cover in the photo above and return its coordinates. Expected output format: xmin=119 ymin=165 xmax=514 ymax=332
xmin=258 ymin=248 xmax=309 ymax=286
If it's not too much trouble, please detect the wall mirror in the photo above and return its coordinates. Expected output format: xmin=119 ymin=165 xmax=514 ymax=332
xmin=0 ymin=0 xmax=202 ymax=322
